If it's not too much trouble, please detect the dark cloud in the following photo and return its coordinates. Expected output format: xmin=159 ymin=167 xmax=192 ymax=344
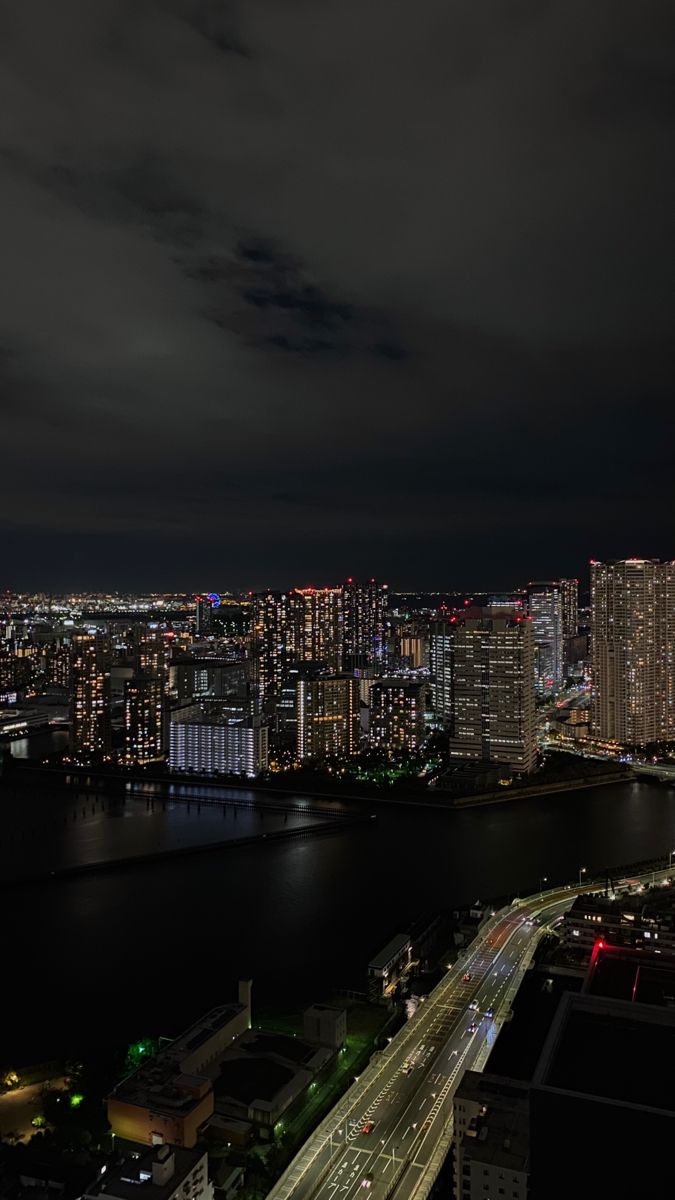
xmin=0 ymin=0 xmax=673 ymax=590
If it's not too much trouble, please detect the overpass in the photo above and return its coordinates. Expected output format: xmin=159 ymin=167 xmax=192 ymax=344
xmin=266 ymin=863 xmax=674 ymax=1200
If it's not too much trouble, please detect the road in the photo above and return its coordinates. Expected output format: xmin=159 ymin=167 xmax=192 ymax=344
xmin=0 ymin=1077 xmax=68 ymax=1142
xmin=269 ymin=889 xmax=572 ymax=1200
xmin=268 ymin=864 xmax=673 ymax=1200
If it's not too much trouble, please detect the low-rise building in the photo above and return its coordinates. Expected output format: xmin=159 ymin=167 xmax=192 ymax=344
xmin=560 ymin=885 xmax=675 ymax=958
xmin=83 ymin=1146 xmax=212 ymax=1200
xmin=452 ymin=1072 xmax=530 ymax=1200
xmin=107 ymin=986 xmax=251 ymax=1147
xmin=367 ymin=933 xmax=412 ymax=1002
xmin=302 ymin=1004 xmax=347 ymax=1049
xmin=214 ymin=1029 xmax=333 ymax=1128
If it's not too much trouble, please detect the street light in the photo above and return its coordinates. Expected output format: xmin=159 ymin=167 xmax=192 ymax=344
xmin=539 ymin=875 xmax=548 ymax=896
xmin=579 ymin=866 xmax=587 ymax=886
xmin=669 ymin=849 xmax=675 ymax=869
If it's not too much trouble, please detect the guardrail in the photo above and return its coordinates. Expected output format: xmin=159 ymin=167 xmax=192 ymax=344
xmin=267 ymin=858 xmax=675 ymax=1200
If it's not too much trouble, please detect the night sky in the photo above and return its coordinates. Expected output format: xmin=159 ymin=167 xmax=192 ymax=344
xmin=2 ymin=1 xmax=673 ymax=592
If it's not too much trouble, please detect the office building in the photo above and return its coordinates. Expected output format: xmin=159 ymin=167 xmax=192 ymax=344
xmin=169 ymin=703 xmax=268 ymax=777
xmin=123 ymin=676 xmax=166 ymax=766
xmin=526 ymin=582 xmax=564 ymax=693
xmin=69 ymin=632 xmax=111 ymax=762
xmin=438 ymin=610 xmax=536 ymax=773
xmin=83 ymin=1146 xmax=213 ymax=1200
xmin=296 ymin=674 xmax=359 ymax=760
xmin=369 ymin=679 xmax=425 ymax=753
xmin=342 ymin=578 xmax=387 ymax=668
xmin=452 ymin=1072 xmax=530 ymax=1200
xmin=590 ymin=558 xmax=675 ymax=745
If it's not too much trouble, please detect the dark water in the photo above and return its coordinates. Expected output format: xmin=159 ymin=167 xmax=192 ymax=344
xmin=2 ymin=759 xmax=675 ymax=1065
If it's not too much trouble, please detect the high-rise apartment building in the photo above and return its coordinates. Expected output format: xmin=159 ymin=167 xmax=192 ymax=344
xmin=342 ymin=578 xmax=387 ymax=668
xmin=590 ymin=559 xmax=675 ymax=746
xmin=169 ymin=703 xmax=268 ymax=776
xmin=252 ymin=587 xmax=344 ymax=700
xmin=435 ymin=609 xmax=536 ymax=773
xmin=369 ymin=679 xmax=426 ymax=754
xmin=251 ymin=591 xmax=299 ymax=702
xmin=296 ymin=674 xmax=359 ymax=760
xmin=294 ymin=587 xmax=344 ymax=672
xmin=70 ymin=632 xmax=111 ymax=762
xmin=133 ymin=624 xmax=170 ymax=681
xmin=123 ymin=676 xmax=166 ymax=766
xmin=527 ymin=582 xmax=564 ymax=693
xmin=560 ymin=578 xmax=579 ymax=642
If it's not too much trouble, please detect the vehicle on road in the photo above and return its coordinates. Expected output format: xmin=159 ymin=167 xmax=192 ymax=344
xmin=468 ymin=1000 xmax=478 ymax=1010
xmin=463 ymin=973 xmax=472 ymax=981
xmin=361 ymin=1174 xmax=374 ymax=1190
xmin=362 ymin=1121 xmax=375 ymax=1135
xmin=467 ymin=1023 xmax=478 ymax=1033
xmin=484 ymin=1008 xmax=493 ymax=1018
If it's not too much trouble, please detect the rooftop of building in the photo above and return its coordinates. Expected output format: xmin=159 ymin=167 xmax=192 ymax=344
xmin=585 ymin=944 xmax=675 ymax=1005
xmin=368 ymin=933 xmax=411 ymax=971
xmin=111 ymin=1003 xmax=246 ymax=1114
xmin=534 ymin=992 xmax=675 ymax=1113
xmin=84 ymin=1146 xmax=204 ymax=1200
xmin=303 ymin=1003 xmax=346 ymax=1018
xmin=568 ymin=881 xmax=675 ymax=922
xmin=214 ymin=1029 xmax=330 ymax=1114
xmin=455 ymin=1072 xmax=529 ymax=1172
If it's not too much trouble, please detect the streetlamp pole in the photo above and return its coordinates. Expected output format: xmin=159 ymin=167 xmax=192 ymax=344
xmin=579 ymin=866 xmax=586 ymax=887
xmin=539 ymin=875 xmax=548 ymax=897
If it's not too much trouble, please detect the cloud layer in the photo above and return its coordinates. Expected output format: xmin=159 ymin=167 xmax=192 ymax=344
xmin=1 ymin=0 xmax=673 ymax=589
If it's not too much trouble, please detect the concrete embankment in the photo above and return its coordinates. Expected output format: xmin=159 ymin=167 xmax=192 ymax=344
xmin=445 ymin=771 xmax=633 ymax=809
xmin=0 ymin=813 xmax=376 ymax=889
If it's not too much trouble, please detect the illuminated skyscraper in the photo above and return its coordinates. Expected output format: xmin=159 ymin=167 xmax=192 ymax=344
xmin=296 ymin=674 xmax=359 ymax=760
xmin=369 ymin=679 xmax=426 ymax=754
xmin=441 ymin=610 xmax=536 ymax=773
xmin=527 ymin=582 xmax=564 ymax=693
xmin=560 ymin=578 xmax=579 ymax=642
xmin=70 ymin=632 xmax=111 ymax=762
xmin=590 ymin=559 xmax=675 ymax=746
xmin=252 ymin=587 xmax=344 ymax=701
xmin=123 ymin=676 xmax=166 ymax=766
xmin=251 ymin=590 xmax=299 ymax=702
xmin=133 ymin=625 xmax=170 ymax=682
xmin=342 ymin=578 xmax=387 ymax=668
xmin=294 ymin=587 xmax=344 ymax=671
xmin=430 ymin=622 xmax=454 ymax=719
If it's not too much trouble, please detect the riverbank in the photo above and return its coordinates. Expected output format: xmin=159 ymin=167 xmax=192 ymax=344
xmin=446 ymin=770 xmax=633 ymax=808
xmin=6 ymin=759 xmax=637 ymax=814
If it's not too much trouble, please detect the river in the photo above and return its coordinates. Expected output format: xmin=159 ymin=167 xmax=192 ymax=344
xmin=2 ymin=739 xmax=675 ymax=1064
